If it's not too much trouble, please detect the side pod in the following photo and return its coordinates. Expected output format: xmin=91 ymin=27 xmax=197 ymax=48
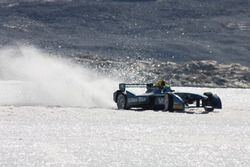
xmin=165 ymin=93 xmax=185 ymax=112
xmin=172 ymin=94 xmax=185 ymax=111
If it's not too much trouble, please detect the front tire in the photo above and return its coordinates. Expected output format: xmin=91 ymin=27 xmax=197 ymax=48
xmin=204 ymin=92 xmax=213 ymax=97
xmin=117 ymin=94 xmax=128 ymax=110
xmin=204 ymin=106 xmax=214 ymax=112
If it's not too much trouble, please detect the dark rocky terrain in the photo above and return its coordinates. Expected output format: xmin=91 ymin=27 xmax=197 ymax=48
xmin=0 ymin=0 xmax=249 ymax=87
xmin=76 ymin=55 xmax=250 ymax=88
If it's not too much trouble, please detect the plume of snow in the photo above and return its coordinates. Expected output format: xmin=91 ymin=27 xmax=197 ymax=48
xmin=0 ymin=46 xmax=118 ymax=108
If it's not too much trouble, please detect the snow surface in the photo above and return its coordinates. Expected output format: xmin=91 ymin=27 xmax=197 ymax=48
xmin=0 ymin=87 xmax=250 ymax=167
xmin=0 ymin=46 xmax=249 ymax=166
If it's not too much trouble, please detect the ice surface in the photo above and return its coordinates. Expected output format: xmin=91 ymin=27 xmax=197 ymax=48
xmin=0 ymin=88 xmax=249 ymax=166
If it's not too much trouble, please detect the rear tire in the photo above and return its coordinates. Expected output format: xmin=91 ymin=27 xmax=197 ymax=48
xmin=165 ymin=94 xmax=174 ymax=112
xmin=117 ymin=94 xmax=128 ymax=110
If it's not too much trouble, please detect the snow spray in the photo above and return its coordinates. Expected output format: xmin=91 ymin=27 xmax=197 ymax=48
xmin=0 ymin=46 xmax=118 ymax=108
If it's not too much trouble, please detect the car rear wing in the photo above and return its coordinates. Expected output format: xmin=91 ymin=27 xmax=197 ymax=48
xmin=119 ymin=83 xmax=153 ymax=92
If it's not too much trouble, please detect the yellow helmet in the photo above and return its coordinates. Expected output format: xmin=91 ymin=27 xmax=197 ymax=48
xmin=155 ymin=80 xmax=166 ymax=88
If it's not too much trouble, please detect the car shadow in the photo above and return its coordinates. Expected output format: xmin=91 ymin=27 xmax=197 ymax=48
xmin=131 ymin=108 xmax=210 ymax=114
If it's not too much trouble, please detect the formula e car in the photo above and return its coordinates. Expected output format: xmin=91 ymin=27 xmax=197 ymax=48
xmin=113 ymin=83 xmax=222 ymax=112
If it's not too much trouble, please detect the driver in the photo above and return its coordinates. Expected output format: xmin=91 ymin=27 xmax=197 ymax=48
xmin=154 ymin=80 xmax=172 ymax=92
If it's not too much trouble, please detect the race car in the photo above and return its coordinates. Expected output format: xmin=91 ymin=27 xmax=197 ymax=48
xmin=113 ymin=83 xmax=222 ymax=112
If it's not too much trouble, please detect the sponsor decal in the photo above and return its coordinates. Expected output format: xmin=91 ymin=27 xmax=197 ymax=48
xmin=173 ymin=103 xmax=184 ymax=110
xmin=138 ymin=97 xmax=147 ymax=102
xmin=128 ymin=98 xmax=138 ymax=103
xmin=128 ymin=97 xmax=147 ymax=103
xmin=155 ymin=97 xmax=165 ymax=105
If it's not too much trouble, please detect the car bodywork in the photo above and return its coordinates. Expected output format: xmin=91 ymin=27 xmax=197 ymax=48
xmin=113 ymin=83 xmax=222 ymax=112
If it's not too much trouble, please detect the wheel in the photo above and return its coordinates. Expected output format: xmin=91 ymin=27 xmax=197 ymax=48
xmin=204 ymin=106 xmax=214 ymax=112
xmin=165 ymin=94 xmax=174 ymax=112
xmin=204 ymin=92 xmax=213 ymax=97
xmin=117 ymin=94 xmax=127 ymax=110
xmin=164 ymin=94 xmax=169 ymax=111
xmin=203 ymin=92 xmax=214 ymax=112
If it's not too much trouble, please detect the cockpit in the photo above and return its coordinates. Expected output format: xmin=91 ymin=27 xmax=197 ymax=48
xmin=145 ymin=86 xmax=173 ymax=94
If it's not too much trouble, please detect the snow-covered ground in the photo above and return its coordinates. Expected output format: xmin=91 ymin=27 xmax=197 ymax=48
xmin=0 ymin=87 xmax=249 ymax=167
xmin=0 ymin=46 xmax=249 ymax=166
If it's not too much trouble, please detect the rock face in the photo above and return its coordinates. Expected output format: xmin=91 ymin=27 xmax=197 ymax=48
xmin=0 ymin=0 xmax=250 ymax=66
xmin=163 ymin=61 xmax=250 ymax=88
xmin=0 ymin=0 xmax=249 ymax=88
xmin=76 ymin=55 xmax=250 ymax=88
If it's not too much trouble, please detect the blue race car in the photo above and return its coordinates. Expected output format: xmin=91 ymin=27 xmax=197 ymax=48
xmin=113 ymin=83 xmax=222 ymax=112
